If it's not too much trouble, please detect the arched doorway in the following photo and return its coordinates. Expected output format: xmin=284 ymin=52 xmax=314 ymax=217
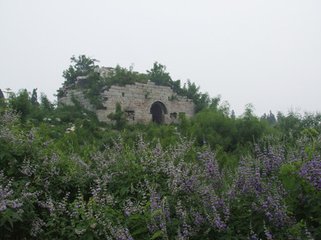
xmin=150 ymin=101 xmax=167 ymax=124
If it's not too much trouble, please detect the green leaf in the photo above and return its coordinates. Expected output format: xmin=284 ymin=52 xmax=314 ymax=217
xmin=151 ymin=230 xmax=164 ymax=239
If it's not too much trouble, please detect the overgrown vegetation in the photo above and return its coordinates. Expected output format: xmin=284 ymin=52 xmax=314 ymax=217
xmin=59 ymin=55 xmax=213 ymax=112
xmin=1 ymin=58 xmax=321 ymax=239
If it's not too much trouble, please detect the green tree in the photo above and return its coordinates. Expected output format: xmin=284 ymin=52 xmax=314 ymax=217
xmin=261 ymin=110 xmax=277 ymax=125
xmin=181 ymin=80 xmax=212 ymax=112
xmin=106 ymin=65 xmax=148 ymax=87
xmin=62 ymin=55 xmax=98 ymax=85
xmin=147 ymin=62 xmax=172 ymax=86
xmin=31 ymin=88 xmax=39 ymax=106
xmin=276 ymin=111 xmax=302 ymax=140
xmin=267 ymin=110 xmax=277 ymax=125
xmin=235 ymin=104 xmax=270 ymax=147
xmin=0 ymin=89 xmax=5 ymax=110
xmin=182 ymin=80 xmax=199 ymax=99
xmin=108 ymin=103 xmax=127 ymax=130
xmin=0 ymin=89 xmax=4 ymax=99
xmin=8 ymin=89 xmax=32 ymax=122
xmin=231 ymin=110 xmax=236 ymax=119
xmin=40 ymin=94 xmax=54 ymax=113
xmin=191 ymin=108 xmax=237 ymax=151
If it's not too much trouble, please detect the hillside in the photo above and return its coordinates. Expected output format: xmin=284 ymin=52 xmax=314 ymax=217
xmin=0 ymin=56 xmax=321 ymax=239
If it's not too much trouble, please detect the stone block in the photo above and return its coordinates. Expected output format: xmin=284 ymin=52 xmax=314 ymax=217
xmin=58 ymin=81 xmax=195 ymax=123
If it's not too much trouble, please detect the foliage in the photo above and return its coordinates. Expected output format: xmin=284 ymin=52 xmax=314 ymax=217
xmin=8 ymin=89 xmax=32 ymax=122
xmin=30 ymin=88 xmax=38 ymax=106
xmin=147 ymin=62 xmax=172 ymax=87
xmin=62 ymin=55 xmax=99 ymax=86
xmin=60 ymin=55 xmax=218 ymax=112
xmin=106 ymin=65 xmax=149 ymax=87
xmin=261 ymin=111 xmax=276 ymax=125
xmin=1 ymin=98 xmax=321 ymax=239
xmin=188 ymin=106 xmax=272 ymax=160
xmin=107 ymin=103 xmax=127 ymax=130
xmin=2 ymin=57 xmax=321 ymax=239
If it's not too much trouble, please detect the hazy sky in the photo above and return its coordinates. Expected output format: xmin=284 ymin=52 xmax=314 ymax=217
xmin=1 ymin=0 xmax=321 ymax=116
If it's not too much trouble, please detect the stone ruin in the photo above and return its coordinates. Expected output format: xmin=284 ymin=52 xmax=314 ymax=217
xmin=58 ymin=70 xmax=195 ymax=124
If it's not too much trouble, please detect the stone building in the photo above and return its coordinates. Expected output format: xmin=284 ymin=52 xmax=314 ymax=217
xmin=59 ymin=81 xmax=195 ymax=124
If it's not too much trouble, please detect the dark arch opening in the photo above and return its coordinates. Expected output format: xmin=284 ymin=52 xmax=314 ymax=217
xmin=150 ymin=101 xmax=167 ymax=124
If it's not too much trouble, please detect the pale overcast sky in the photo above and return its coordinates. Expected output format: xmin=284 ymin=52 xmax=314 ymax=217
xmin=1 ymin=0 xmax=321 ymax=116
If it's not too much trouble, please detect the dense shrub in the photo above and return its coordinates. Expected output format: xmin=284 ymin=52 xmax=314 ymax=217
xmin=1 ymin=108 xmax=321 ymax=239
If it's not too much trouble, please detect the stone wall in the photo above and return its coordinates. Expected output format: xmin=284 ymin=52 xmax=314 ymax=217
xmin=58 ymin=89 xmax=95 ymax=112
xmin=59 ymin=81 xmax=195 ymax=124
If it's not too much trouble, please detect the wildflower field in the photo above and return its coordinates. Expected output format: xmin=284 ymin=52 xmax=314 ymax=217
xmin=1 ymin=57 xmax=321 ymax=239
xmin=1 ymin=107 xmax=321 ymax=239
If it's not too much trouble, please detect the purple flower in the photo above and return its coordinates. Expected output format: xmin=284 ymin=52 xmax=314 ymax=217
xmin=234 ymin=157 xmax=263 ymax=196
xmin=111 ymin=226 xmax=134 ymax=240
xmin=20 ymin=159 xmax=37 ymax=176
xmin=0 ymin=202 xmax=7 ymax=212
xmin=176 ymin=201 xmax=191 ymax=238
xmin=200 ymin=192 xmax=229 ymax=231
xmin=198 ymin=150 xmax=221 ymax=184
xmin=260 ymin=194 xmax=290 ymax=227
xmin=0 ymin=171 xmax=23 ymax=212
xmin=299 ymin=156 xmax=321 ymax=190
xmin=147 ymin=189 xmax=169 ymax=238
xmin=192 ymin=211 xmax=205 ymax=226
xmin=255 ymin=144 xmax=286 ymax=176
xmin=249 ymin=234 xmax=259 ymax=240
xmin=264 ymin=227 xmax=273 ymax=240
xmin=30 ymin=218 xmax=46 ymax=237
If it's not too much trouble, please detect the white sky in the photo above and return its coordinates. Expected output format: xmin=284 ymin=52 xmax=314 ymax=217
xmin=1 ymin=0 xmax=321 ymax=116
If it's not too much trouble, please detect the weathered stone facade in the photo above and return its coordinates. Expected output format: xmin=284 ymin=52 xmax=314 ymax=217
xmin=59 ymin=81 xmax=195 ymax=124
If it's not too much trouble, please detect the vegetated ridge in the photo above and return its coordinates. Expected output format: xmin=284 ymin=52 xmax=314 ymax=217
xmin=0 ymin=55 xmax=321 ymax=239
